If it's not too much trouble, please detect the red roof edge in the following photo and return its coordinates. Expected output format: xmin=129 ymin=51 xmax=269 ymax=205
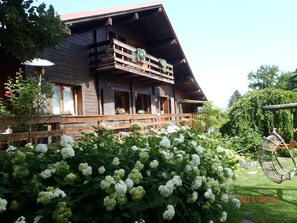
xmin=61 ymin=1 xmax=163 ymax=22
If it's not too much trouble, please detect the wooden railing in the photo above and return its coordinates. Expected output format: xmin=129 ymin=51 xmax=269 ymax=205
xmin=0 ymin=113 xmax=200 ymax=147
xmin=89 ymin=39 xmax=174 ymax=84
xmin=0 ymin=115 xmax=63 ymax=145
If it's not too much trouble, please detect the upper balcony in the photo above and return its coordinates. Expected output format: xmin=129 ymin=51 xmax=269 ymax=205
xmin=89 ymin=39 xmax=174 ymax=85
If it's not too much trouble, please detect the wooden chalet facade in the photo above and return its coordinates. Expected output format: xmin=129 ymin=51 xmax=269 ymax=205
xmin=35 ymin=1 xmax=207 ymax=116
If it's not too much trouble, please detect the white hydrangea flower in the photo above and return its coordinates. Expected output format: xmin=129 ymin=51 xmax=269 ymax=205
xmin=159 ymin=136 xmax=171 ymax=149
xmin=6 ymin=145 xmax=17 ymax=156
xmin=189 ymin=140 xmax=197 ymax=148
xmin=162 ymin=205 xmax=175 ymax=221
xmin=112 ymin=157 xmax=120 ymax=166
xmin=82 ymin=166 xmax=92 ymax=176
xmin=129 ymin=186 xmax=146 ymax=201
xmin=224 ymin=168 xmax=234 ymax=178
xmin=0 ymin=198 xmax=8 ymax=213
xmin=173 ymin=134 xmax=184 ymax=144
xmin=100 ymin=175 xmax=116 ymax=191
xmin=36 ymin=144 xmax=48 ymax=153
xmin=191 ymin=176 xmax=203 ymax=190
xmin=135 ymin=219 xmax=145 ymax=223
xmin=149 ymin=160 xmax=159 ymax=169
xmin=115 ymin=180 xmax=128 ymax=196
xmin=187 ymin=191 xmax=198 ymax=203
xmin=191 ymin=154 xmax=200 ymax=167
xmin=25 ymin=143 xmax=34 ymax=150
xmin=103 ymin=195 xmax=116 ymax=211
xmin=167 ymin=124 xmax=179 ymax=133
xmin=53 ymin=188 xmax=66 ymax=198
xmin=125 ymin=178 xmax=134 ymax=190
xmin=195 ymin=146 xmax=204 ymax=154
xmin=119 ymin=131 xmax=129 ymax=138
xmin=160 ymin=150 xmax=174 ymax=160
xmin=216 ymin=146 xmax=224 ymax=153
xmin=39 ymin=169 xmax=52 ymax=179
xmin=185 ymin=164 xmax=192 ymax=172
xmin=221 ymin=193 xmax=229 ymax=202
xmin=60 ymin=135 xmax=75 ymax=147
xmin=14 ymin=216 xmax=26 ymax=223
xmin=60 ymin=146 xmax=75 ymax=160
xmin=209 ymin=220 xmax=214 ymax=223
xmin=131 ymin=145 xmax=139 ymax=151
xmin=171 ymin=175 xmax=182 ymax=187
xmin=64 ymin=173 xmax=76 ymax=181
xmin=219 ymin=211 xmax=227 ymax=222
xmin=204 ymin=188 xmax=213 ymax=199
xmin=232 ymin=198 xmax=241 ymax=208
xmin=139 ymin=150 xmax=149 ymax=161
xmin=158 ymin=185 xmax=173 ymax=197
xmin=98 ymin=166 xmax=106 ymax=174
xmin=78 ymin=163 xmax=92 ymax=176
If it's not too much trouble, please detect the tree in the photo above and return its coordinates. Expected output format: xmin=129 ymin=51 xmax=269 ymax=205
xmin=247 ymin=65 xmax=280 ymax=89
xmin=228 ymin=90 xmax=242 ymax=107
xmin=221 ymin=88 xmax=297 ymax=142
xmin=0 ymin=0 xmax=68 ymax=62
xmin=195 ymin=101 xmax=228 ymax=133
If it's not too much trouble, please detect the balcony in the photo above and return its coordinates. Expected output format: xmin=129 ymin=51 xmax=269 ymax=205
xmin=89 ymin=39 xmax=174 ymax=84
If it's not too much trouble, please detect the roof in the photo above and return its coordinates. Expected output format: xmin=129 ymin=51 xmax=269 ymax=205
xmin=61 ymin=2 xmax=207 ymax=101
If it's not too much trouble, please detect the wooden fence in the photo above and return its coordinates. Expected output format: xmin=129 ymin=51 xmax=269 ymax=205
xmin=0 ymin=113 xmax=202 ymax=147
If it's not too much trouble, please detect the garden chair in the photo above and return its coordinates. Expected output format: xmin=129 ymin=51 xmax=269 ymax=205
xmin=259 ymin=103 xmax=297 ymax=183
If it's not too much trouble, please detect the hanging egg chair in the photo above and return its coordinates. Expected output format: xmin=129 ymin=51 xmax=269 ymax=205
xmin=259 ymin=103 xmax=297 ymax=183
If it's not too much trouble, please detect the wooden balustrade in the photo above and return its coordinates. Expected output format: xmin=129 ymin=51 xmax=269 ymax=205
xmin=0 ymin=113 xmax=201 ymax=148
xmin=89 ymin=38 xmax=174 ymax=84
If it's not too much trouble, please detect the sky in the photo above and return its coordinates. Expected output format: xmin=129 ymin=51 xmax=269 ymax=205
xmin=43 ymin=0 xmax=297 ymax=109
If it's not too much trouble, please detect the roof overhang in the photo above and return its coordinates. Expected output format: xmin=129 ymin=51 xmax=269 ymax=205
xmin=60 ymin=2 xmax=207 ymax=101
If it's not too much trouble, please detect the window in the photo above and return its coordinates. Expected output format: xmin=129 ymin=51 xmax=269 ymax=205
xmin=135 ymin=93 xmax=150 ymax=114
xmin=53 ymin=84 xmax=82 ymax=115
xmin=114 ymin=90 xmax=129 ymax=114
xmin=160 ymin=97 xmax=170 ymax=114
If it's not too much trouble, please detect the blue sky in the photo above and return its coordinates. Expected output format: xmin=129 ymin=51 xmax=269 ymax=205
xmin=43 ymin=0 xmax=297 ymax=108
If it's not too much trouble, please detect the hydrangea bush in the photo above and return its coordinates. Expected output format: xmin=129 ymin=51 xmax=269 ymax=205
xmin=0 ymin=124 xmax=239 ymax=223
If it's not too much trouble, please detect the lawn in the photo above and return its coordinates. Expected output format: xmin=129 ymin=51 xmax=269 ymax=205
xmin=226 ymin=159 xmax=297 ymax=223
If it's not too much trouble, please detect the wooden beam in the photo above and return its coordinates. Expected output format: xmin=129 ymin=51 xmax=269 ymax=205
xmin=149 ymin=38 xmax=177 ymax=50
xmin=105 ymin=17 xmax=112 ymax=26
xmin=188 ymin=88 xmax=201 ymax=94
xmin=175 ymin=77 xmax=194 ymax=84
xmin=132 ymin=12 xmax=139 ymax=20
xmin=171 ymin=58 xmax=186 ymax=67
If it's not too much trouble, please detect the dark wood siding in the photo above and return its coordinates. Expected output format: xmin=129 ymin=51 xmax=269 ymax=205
xmin=43 ymin=32 xmax=99 ymax=115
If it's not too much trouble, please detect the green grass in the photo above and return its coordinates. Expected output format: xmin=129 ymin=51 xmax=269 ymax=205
xmin=226 ymin=160 xmax=297 ymax=223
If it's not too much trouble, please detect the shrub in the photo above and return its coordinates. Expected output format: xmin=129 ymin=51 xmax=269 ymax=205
xmin=0 ymin=124 xmax=239 ymax=223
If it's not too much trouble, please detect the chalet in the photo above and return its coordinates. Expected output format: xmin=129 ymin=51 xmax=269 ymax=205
xmin=35 ymin=1 xmax=207 ymax=116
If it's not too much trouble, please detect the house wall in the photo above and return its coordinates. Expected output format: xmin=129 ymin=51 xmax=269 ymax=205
xmin=41 ymin=23 xmax=182 ymax=116
xmin=43 ymin=32 xmax=99 ymax=115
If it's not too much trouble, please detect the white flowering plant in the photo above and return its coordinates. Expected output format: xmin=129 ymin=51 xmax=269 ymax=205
xmin=0 ymin=124 xmax=239 ymax=223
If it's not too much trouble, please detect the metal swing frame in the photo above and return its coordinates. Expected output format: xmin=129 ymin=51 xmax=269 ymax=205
xmin=259 ymin=103 xmax=297 ymax=183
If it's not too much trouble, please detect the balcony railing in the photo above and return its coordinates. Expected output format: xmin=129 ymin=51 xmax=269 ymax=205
xmin=0 ymin=113 xmax=201 ymax=147
xmin=89 ymin=39 xmax=174 ymax=84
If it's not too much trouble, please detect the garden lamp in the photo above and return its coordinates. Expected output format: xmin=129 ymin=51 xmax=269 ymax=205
xmin=23 ymin=58 xmax=54 ymax=85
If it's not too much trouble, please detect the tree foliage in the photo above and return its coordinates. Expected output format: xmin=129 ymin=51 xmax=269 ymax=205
xmin=228 ymin=90 xmax=242 ymax=107
xmin=221 ymin=88 xmax=297 ymax=142
xmin=195 ymin=101 xmax=228 ymax=134
xmin=247 ymin=65 xmax=280 ymax=89
xmin=247 ymin=64 xmax=296 ymax=90
xmin=0 ymin=0 xmax=68 ymax=61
